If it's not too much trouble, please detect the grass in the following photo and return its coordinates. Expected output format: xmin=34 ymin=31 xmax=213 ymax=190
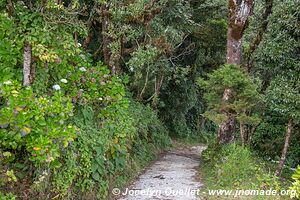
xmin=199 ymin=143 xmax=294 ymax=200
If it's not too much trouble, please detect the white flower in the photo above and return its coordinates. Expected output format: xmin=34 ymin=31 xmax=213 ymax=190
xmin=3 ymin=80 xmax=12 ymax=85
xmin=77 ymin=43 xmax=82 ymax=47
xmin=98 ymin=97 xmax=103 ymax=101
xmin=79 ymin=67 xmax=87 ymax=72
xmin=52 ymin=84 xmax=61 ymax=91
xmin=60 ymin=79 xmax=68 ymax=83
xmin=129 ymin=66 xmax=134 ymax=72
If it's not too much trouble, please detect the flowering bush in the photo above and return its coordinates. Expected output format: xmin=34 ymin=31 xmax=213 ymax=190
xmin=0 ymin=81 xmax=77 ymax=164
xmin=60 ymin=61 xmax=126 ymax=107
xmin=0 ymin=3 xmax=171 ymax=199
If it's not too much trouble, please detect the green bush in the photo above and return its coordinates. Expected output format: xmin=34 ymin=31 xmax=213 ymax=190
xmin=217 ymin=144 xmax=260 ymax=187
xmin=0 ymin=192 xmax=16 ymax=200
xmin=159 ymin=79 xmax=201 ymax=138
xmin=129 ymin=101 xmax=171 ymax=148
xmin=0 ymin=1 xmax=172 ymax=199
xmin=0 ymin=81 xmax=76 ymax=165
xmin=0 ymin=14 xmax=21 ymax=82
xmin=198 ymin=64 xmax=261 ymax=128
xmin=201 ymin=143 xmax=282 ymax=195
xmin=251 ymin=121 xmax=286 ymax=158
xmin=50 ymin=100 xmax=170 ymax=199
xmin=290 ymin=166 xmax=300 ymax=199
xmin=0 ymin=12 xmax=170 ymax=197
xmin=252 ymin=118 xmax=300 ymax=167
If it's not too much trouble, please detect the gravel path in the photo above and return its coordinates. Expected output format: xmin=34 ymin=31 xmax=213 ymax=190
xmin=117 ymin=145 xmax=207 ymax=200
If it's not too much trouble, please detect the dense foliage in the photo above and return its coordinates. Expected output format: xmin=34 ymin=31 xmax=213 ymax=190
xmin=201 ymin=143 xmax=285 ymax=200
xmin=290 ymin=166 xmax=300 ymax=199
xmin=198 ymin=65 xmax=261 ymax=144
xmin=0 ymin=1 xmax=170 ymax=198
xmin=0 ymin=0 xmax=299 ymax=199
xmin=248 ymin=0 xmax=300 ymax=167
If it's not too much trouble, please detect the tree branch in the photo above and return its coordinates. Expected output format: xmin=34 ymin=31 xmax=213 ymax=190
xmin=245 ymin=0 xmax=273 ymax=72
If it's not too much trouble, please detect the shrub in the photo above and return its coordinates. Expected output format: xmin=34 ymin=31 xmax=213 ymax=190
xmin=0 ymin=192 xmax=16 ymax=200
xmin=50 ymin=100 xmax=170 ymax=199
xmin=251 ymin=121 xmax=286 ymax=158
xmin=0 ymin=3 xmax=171 ymax=199
xmin=252 ymin=118 xmax=300 ymax=167
xmin=201 ymin=143 xmax=282 ymax=195
xmin=0 ymin=81 xmax=76 ymax=165
xmin=51 ymin=100 xmax=136 ymax=198
xmin=290 ymin=166 xmax=300 ymax=199
xmin=128 ymin=101 xmax=171 ymax=148
xmin=197 ymin=65 xmax=260 ymax=125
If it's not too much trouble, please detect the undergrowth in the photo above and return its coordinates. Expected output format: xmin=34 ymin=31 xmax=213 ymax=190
xmin=200 ymin=143 xmax=293 ymax=200
xmin=0 ymin=100 xmax=171 ymax=199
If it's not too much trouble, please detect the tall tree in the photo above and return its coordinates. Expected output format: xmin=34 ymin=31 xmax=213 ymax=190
xmin=217 ymin=0 xmax=254 ymax=144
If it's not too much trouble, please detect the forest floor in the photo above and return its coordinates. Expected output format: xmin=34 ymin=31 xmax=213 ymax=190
xmin=116 ymin=143 xmax=207 ymax=200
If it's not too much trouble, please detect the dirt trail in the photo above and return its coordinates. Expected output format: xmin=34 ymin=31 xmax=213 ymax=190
xmin=117 ymin=145 xmax=207 ymax=200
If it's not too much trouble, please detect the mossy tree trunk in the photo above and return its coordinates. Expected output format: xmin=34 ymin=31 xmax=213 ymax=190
xmin=218 ymin=0 xmax=254 ymax=144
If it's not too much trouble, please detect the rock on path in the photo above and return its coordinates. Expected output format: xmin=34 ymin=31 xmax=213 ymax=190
xmin=118 ymin=145 xmax=207 ymax=200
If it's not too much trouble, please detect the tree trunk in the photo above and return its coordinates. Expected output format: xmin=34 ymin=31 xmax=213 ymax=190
xmin=217 ymin=0 xmax=254 ymax=144
xmin=7 ymin=0 xmax=15 ymax=17
xmin=227 ymin=0 xmax=254 ymax=66
xmin=23 ymin=41 xmax=31 ymax=87
xmin=226 ymin=28 xmax=242 ymax=65
xmin=217 ymin=88 xmax=235 ymax=144
xmin=275 ymin=119 xmax=293 ymax=177
xmin=245 ymin=0 xmax=273 ymax=72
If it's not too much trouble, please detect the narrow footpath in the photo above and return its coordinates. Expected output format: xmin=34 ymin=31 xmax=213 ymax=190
xmin=118 ymin=145 xmax=207 ymax=200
